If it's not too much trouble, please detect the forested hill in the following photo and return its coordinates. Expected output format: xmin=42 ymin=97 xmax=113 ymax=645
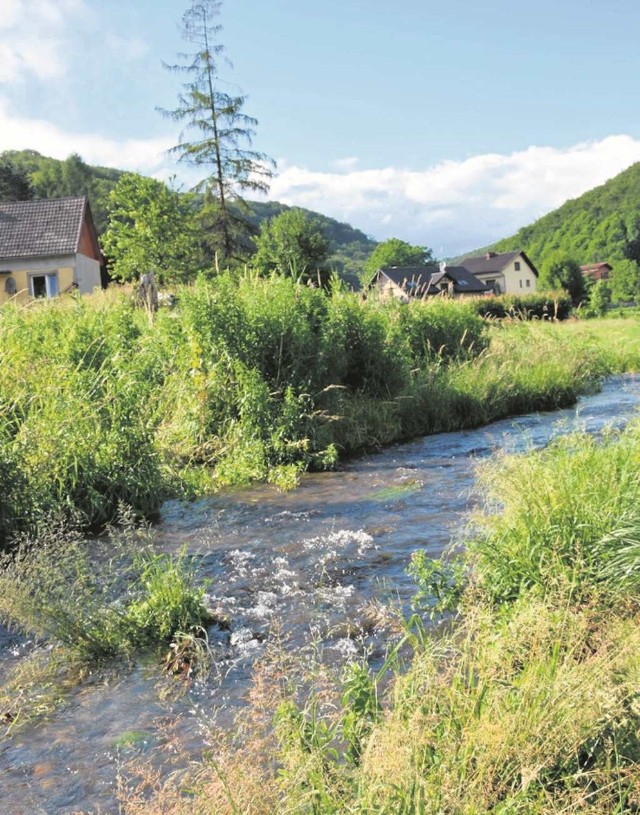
xmin=1 ymin=150 xmax=375 ymax=274
xmin=462 ymin=162 xmax=640 ymax=268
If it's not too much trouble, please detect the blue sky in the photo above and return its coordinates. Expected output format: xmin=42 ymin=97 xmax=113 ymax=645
xmin=2 ymin=0 xmax=640 ymax=255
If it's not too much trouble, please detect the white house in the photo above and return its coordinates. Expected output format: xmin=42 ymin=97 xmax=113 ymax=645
xmin=460 ymin=250 xmax=539 ymax=294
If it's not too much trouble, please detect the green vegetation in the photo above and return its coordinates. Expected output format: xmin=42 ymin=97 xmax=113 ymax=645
xmin=364 ymin=237 xmax=434 ymax=279
xmin=0 ymin=154 xmax=33 ymax=201
xmin=539 ymin=252 xmax=587 ymax=305
xmin=1 ymin=149 xmax=122 ymax=232
xmin=121 ymin=377 xmax=640 ymax=815
xmin=0 ymin=521 xmax=209 ymax=661
xmin=253 ymin=207 xmax=330 ymax=281
xmin=470 ymin=290 xmax=572 ymax=320
xmin=0 ymin=282 xmax=638 ymax=549
xmin=610 ymin=258 xmax=640 ymax=303
xmin=0 ymin=517 xmax=210 ymax=730
xmin=0 ymin=149 xmax=376 ymax=279
xmin=102 ymin=173 xmax=203 ymax=283
xmin=464 ymin=161 xmax=640 ymax=303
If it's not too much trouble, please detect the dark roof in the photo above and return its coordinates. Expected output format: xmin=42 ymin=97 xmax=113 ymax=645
xmin=375 ymin=265 xmax=490 ymax=296
xmin=460 ymin=250 xmax=539 ymax=277
xmin=434 ymin=265 xmax=490 ymax=292
xmin=376 ymin=266 xmax=433 ymax=293
xmin=0 ymin=197 xmax=89 ymax=260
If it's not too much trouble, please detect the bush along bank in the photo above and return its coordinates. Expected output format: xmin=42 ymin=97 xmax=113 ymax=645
xmin=0 ymin=274 xmax=638 ymax=545
xmin=122 ymin=419 xmax=640 ymax=815
xmin=470 ymin=290 xmax=573 ymax=321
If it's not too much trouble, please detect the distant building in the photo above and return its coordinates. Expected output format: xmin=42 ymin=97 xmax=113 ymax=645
xmin=0 ymin=196 xmax=103 ymax=305
xmin=369 ymin=263 xmax=490 ymax=301
xmin=459 ymin=250 xmax=539 ymax=294
xmin=580 ymin=262 xmax=612 ymax=281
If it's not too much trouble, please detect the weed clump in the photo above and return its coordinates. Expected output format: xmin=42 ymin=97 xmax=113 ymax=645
xmin=0 ymin=517 xmax=210 ymax=663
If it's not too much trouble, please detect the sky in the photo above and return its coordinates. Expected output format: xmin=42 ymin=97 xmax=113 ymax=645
xmin=2 ymin=0 xmax=640 ymax=255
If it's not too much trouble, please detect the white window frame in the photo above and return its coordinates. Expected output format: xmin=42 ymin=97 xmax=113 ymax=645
xmin=29 ymin=272 xmax=59 ymax=299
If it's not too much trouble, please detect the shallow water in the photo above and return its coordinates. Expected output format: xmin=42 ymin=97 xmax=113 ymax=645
xmin=1 ymin=374 xmax=639 ymax=814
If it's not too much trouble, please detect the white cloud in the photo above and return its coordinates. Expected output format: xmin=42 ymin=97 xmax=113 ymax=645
xmin=0 ymin=0 xmax=85 ymax=82
xmin=271 ymin=135 xmax=640 ymax=255
xmin=0 ymin=98 xmax=175 ymax=175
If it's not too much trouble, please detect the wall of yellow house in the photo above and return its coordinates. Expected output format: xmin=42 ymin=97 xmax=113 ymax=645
xmin=0 ymin=261 xmax=75 ymax=305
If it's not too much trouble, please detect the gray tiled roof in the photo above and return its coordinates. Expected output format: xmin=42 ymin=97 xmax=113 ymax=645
xmin=435 ymin=265 xmax=490 ymax=292
xmin=0 ymin=197 xmax=87 ymax=260
xmin=377 ymin=265 xmax=490 ymax=295
xmin=460 ymin=250 xmax=540 ymax=276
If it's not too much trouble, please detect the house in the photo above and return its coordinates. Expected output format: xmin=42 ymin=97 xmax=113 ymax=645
xmin=370 ymin=263 xmax=490 ymax=301
xmin=459 ymin=250 xmax=538 ymax=294
xmin=580 ymin=262 xmax=612 ymax=281
xmin=0 ymin=196 xmax=103 ymax=305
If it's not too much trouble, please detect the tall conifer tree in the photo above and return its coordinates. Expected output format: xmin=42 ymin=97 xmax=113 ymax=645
xmin=159 ymin=0 xmax=274 ymax=261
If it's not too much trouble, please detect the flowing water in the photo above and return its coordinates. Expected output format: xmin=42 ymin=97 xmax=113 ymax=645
xmin=1 ymin=375 xmax=639 ymax=814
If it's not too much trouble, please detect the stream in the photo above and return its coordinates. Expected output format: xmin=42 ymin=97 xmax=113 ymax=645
xmin=1 ymin=374 xmax=639 ymax=814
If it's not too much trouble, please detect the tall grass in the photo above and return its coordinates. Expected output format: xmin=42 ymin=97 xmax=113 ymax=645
xmin=0 ymin=278 xmax=638 ymax=546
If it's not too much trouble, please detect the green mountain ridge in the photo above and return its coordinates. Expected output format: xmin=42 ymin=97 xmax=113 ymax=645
xmin=1 ymin=149 xmax=376 ymax=276
xmin=456 ymin=162 xmax=640 ymax=270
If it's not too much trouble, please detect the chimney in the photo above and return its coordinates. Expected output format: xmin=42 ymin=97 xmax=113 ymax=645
xmin=439 ymin=261 xmax=447 ymax=272
xmin=485 ymin=252 xmax=496 ymax=259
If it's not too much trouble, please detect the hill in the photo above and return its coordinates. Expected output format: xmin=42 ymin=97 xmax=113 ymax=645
xmin=1 ymin=150 xmax=376 ymax=276
xmin=458 ymin=162 xmax=640 ymax=269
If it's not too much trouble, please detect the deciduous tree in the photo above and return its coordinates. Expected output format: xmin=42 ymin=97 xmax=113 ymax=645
xmin=101 ymin=173 xmax=201 ymax=285
xmin=0 ymin=156 xmax=33 ymax=201
xmin=539 ymin=253 xmax=586 ymax=305
xmin=609 ymin=258 xmax=640 ymax=303
xmin=253 ymin=208 xmax=329 ymax=282
xmin=364 ymin=238 xmax=434 ymax=278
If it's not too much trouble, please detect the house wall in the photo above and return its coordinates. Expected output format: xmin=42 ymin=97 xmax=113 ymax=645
xmin=473 ymin=273 xmax=507 ymax=294
xmin=75 ymin=253 xmax=102 ymax=294
xmin=78 ymin=220 xmax=102 ymax=262
xmin=582 ymin=265 xmax=612 ymax=281
xmin=474 ymin=258 xmax=537 ymax=294
xmin=376 ymin=275 xmax=409 ymax=302
xmin=0 ymin=255 xmax=76 ymax=304
xmin=501 ymin=256 xmax=537 ymax=294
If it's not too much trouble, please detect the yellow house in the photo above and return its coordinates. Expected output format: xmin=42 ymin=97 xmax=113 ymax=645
xmin=460 ymin=250 xmax=539 ymax=294
xmin=0 ymin=196 xmax=103 ymax=305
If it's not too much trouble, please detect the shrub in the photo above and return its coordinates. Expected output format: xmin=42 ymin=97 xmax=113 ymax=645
xmin=472 ymin=290 xmax=573 ymax=320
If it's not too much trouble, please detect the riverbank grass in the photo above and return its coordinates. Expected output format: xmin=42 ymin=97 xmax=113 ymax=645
xmin=0 ymin=278 xmax=638 ymax=546
xmin=118 ymin=384 xmax=640 ymax=814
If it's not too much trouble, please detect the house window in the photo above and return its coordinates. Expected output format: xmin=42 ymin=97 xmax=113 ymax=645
xmin=519 ymin=279 xmax=523 ymax=288
xmin=30 ymin=273 xmax=59 ymax=299
xmin=526 ymin=279 xmax=531 ymax=288
xmin=514 ymin=261 xmax=521 ymax=271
